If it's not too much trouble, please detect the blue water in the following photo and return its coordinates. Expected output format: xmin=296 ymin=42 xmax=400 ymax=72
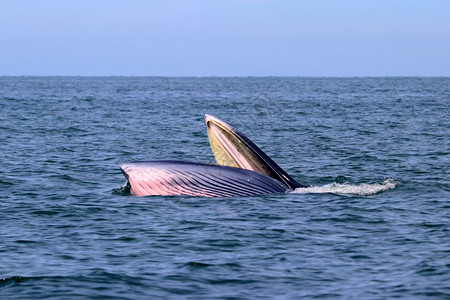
xmin=1 ymin=77 xmax=449 ymax=299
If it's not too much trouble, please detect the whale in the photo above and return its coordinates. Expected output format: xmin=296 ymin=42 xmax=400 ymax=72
xmin=120 ymin=114 xmax=307 ymax=197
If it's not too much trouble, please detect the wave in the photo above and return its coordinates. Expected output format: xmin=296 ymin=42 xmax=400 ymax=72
xmin=292 ymin=178 xmax=400 ymax=196
xmin=112 ymin=182 xmax=132 ymax=196
xmin=114 ymin=178 xmax=400 ymax=197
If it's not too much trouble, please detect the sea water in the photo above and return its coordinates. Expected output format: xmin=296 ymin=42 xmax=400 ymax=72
xmin=1 ymin=77 xmax=449 ymax=298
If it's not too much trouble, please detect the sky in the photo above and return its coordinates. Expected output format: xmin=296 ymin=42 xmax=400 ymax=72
xmin=0 ymin=0 xmax=449 ymax=76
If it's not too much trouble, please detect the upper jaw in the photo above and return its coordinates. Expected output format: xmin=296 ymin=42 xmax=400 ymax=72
xmin=205 ymin=114 xmax=255 ymax=171
xmin=204 ymin=114 xmax=305 ymax=189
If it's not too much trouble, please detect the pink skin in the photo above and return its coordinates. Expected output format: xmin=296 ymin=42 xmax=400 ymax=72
xmin=125 ymin=167 xmax=219 ymax=197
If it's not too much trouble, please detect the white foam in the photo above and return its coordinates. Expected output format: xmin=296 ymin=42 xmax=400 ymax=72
xmin=292 ymin=179 xmax=399 ymax=196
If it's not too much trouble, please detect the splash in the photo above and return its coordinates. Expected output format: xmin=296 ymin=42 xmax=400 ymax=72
xmin=292 ymin=178 xmax=400 ymax=196
xmin=112 ymin=182 xmax=132 ymax=196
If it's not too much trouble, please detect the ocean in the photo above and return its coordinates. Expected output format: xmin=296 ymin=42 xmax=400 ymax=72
xmin=1 ymin=77 xmax=449 ymax=299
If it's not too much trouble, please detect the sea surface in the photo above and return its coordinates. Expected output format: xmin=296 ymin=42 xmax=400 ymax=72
xmin=0 ymin=77 xmax=449 ymax=299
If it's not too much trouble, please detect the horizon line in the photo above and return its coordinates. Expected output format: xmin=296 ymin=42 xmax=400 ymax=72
xmin=0 ymin=75 xmax=448 ymax=78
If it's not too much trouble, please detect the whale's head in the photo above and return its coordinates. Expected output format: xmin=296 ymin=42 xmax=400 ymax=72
xmin=205 ymin=114 xmax=305 ymax=189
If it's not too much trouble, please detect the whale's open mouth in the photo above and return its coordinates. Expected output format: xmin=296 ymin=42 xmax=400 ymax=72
xmin=120 ymin=114 xmax=306 ymax=197
xmin=205 ymin=114 xmax=305 ymax=189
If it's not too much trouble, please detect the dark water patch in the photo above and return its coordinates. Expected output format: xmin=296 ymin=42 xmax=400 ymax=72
xmin=333 ymin=175 xmax=350 ymax=184
xmin=0 ymin=179 xmax=14 ymax=187
xmin=0 ymin=276 xmax=28 ymax=288
xmin=31 ymin=210 xmax=60 ymax=216
xmin=1 ymin=272 xmax=150 ymax=298
xmin=14 ymin=240 xmax=40 ymax=244
xmin=184 ymin=261 xmax=213 ymax=268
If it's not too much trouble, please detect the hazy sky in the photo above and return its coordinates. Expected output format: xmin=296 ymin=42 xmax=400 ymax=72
xmin=1 ymin=0 xmax=449 ymax=76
